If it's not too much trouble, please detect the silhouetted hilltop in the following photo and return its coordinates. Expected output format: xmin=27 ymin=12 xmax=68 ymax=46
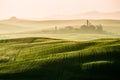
xmin=41 ymin=20 xmax=106 ymax=34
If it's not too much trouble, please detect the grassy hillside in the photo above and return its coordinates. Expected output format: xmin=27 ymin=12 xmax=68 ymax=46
xmin=0 ymin=37 xmax=120 ymax=80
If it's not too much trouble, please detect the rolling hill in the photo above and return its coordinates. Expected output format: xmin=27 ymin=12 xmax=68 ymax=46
xmin=0 ymin=19 xmax=120 ymax=34
xmin=0 ymin=37 xmax=120 ymax=80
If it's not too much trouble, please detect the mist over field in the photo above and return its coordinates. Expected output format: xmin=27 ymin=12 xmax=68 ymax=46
xmin=0 ymin=18 xmax=120 ymax=41
xmin=0 ymin=0 xmax=120 ymax=80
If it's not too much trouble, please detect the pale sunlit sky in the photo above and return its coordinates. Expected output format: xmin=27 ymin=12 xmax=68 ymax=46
xmin=0 ymin=0 xmax=120 ymax=20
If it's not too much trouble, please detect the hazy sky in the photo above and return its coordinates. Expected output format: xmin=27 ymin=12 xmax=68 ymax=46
xmin=0 ymin=0 xmax=120 ymax=20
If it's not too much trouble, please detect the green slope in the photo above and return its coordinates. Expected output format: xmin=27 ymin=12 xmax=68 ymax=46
xmin=0 ymin=37 xmax=120 ymax=80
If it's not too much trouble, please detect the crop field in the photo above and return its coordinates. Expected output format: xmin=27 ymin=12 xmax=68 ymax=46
xmin=0 ymin=19 xmax=120 ymax=80
xmin=0 ymin=37 xmax=120 ymax=80
xmin=0 ymin=0 xmax=120 ymax=79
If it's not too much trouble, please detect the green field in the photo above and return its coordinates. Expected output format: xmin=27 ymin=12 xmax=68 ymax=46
xmin=0 ymin=37 xmax=120 ymax=80
xmin=0 ymin=19 xmax=120 ymax=80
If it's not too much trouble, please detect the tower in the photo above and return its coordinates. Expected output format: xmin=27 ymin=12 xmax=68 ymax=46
xmin=55 ymin=26 xmax=57 ymax=31
xmin=87 ymin=20 xmax=89 ymax=27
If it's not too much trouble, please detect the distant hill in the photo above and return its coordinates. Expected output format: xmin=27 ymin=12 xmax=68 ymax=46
xmin=0 ymin=18 xmax=120 ymax=34
xmin=41 ymin=11 xmax=120 ymax=20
